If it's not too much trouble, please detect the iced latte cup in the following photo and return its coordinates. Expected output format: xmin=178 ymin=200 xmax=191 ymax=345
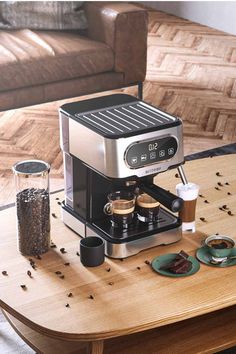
xmin=176 ymin=183 xmax=199 ymax=232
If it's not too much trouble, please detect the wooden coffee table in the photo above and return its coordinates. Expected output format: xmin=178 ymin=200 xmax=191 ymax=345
xmin=0 ymin=155 xmax=236 ymax=354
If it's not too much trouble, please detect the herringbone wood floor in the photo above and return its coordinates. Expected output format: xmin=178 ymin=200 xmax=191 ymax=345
xmin=1 ymin=9 xmax=236 ymax=207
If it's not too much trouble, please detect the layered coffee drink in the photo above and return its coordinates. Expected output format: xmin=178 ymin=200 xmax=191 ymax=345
xmin=104 ymin=191 xmax=136 ymax=228
xmin=176 ymin=182 xmax=199 ymax=232
xmin=137 ymin=193 xmax=160 ymax=222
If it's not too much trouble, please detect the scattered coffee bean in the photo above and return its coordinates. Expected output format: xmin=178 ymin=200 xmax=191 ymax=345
xmin=227 ymin=192 xmax=232 ymax=196
xmin=55 ymin=271 xmax=62 ymax=275
xmin=144 ymin=260 xmax=150 ymax=265
xmin=200 ymin=217 xmax=206 ymax=222
xmin=57 ymin=201 xmax=61 ymax=205
xmin=51 ymin=213 xmax=57 ymax=218
xmin=215 ymin=187 xmax=220 ymax=191
xmin=76 ymin=252 xmax=80 ymax=256
xmin=65 ymin=303 xmax=70 ymax=308
xmin=137 ymin=266 xmax=141 ymax=270
xmin=228 ymin=211 xmax=234 ymax=216
xmin=215 ymin=233 xmax=219 ymax=235
xmin=108 ymin=282 xmax=114 ymax=286
xmin=67 ymin=292 xmax=73 ymax=297
xmin=217 ymin=182 xmax=223 ymax=187
xmin=89 ymin=295 xmax=94 ymax=300
xmin=35 ymin=255 xmax=41 ymax=260
xmin=29 ymin=258 xmax=34 ymax=264
xmin=2 ymin=271 xmax=8 ymax=276
xmin=27 ymin=271 xmax=32 ymax=278
xmin=222 ymin=205 xmax=228 ymax=210
xmin=219 ymin=207 xmax=224 ymax=211
xmin=216 ymin=172 xmax=223 ymax=177
xmin=199 ymin=194 xmax=204 ymax=198
xmin=204 ymin=200 xmax=209 ymax=204
xmin=106 ymin=268 xmax=111 ymax=272
xmin=20 ymin=285 xmax=27 ymax=290
xmin=60 ymin=248 xmax=66 ymax=254
xmin=50 ymin=244 xmax=57 ymax=248
xmin=59 ymin=275 xmax=65 ymax=279
xmin=225 ymin=182 xmax=230 ymax=185
xmin=175 ymin=173 xmax=179 ymax=178
xmin=64 ymin=262 xmax=70 ymax=266
xmin=56 ymin=197 xmax=60 ymax=200
xmin=31 ymin=264 xmax=36 ymax=270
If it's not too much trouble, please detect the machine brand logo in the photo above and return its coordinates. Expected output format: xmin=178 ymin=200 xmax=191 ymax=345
xmin=145 ymin=166 xmax=161 ymax=174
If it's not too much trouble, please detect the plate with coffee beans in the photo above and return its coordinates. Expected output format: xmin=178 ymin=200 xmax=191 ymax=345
xmin=151 ymin=250 xmax=200 ymax=277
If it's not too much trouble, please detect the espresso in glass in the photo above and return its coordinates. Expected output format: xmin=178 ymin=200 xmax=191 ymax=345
xmin=176 ymin=182 xmax=199 ymax=232
xmin=137 ymin=193 xmax=160 ymax=222
xmin=103 ymin=191 xmax=136 ymax=228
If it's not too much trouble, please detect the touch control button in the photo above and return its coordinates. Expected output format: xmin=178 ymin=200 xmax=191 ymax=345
xmin=168 ymin=148 xmax=174 ymax=155
xmin=131 ymin=157 xmax=138 ymax=165
xmin=150 ymin=152 xmax=156 ymax=160
xmin=141 ymin=154 xmax=147 ymax=162
xmin=159 ymin=150 xmax=165 ymax=157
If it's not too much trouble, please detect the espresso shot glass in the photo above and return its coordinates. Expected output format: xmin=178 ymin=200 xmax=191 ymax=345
xmin=136 ymin=193 xmax=160 ymax=223
xmin=103 ymin=191 xmax=136 ymax=229
xmin=80 ymin=236 xmax=105 ymax=267
xmin=176 ymin=182 xmax=199 ymax=233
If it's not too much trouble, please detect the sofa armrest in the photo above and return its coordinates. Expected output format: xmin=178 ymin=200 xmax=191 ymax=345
xmin=84 ymin=2 xmax=148 ymax=85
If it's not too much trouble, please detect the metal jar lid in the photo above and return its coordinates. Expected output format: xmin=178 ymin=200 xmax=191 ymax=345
xmin=12 ymin=160 xmax=50 ymax=177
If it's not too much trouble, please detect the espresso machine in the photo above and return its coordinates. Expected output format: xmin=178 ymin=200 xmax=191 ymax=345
xmin=59 ymin=94 xmax=185 ymax=258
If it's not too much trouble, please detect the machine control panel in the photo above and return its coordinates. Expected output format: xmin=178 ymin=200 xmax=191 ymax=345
xmin=125 ymin=136 xmax=178 ymax=168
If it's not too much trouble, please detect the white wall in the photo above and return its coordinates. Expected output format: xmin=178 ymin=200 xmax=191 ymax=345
xmin=142 ymin=1 xmax=236 ymax=35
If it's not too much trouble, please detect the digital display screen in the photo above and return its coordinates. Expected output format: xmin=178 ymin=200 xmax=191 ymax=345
xmin=125 ymin=136 xmax=178 ymax=168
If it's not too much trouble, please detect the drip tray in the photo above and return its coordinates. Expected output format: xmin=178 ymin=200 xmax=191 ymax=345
xmin=91 ymin=208 xmax=181 ymax=244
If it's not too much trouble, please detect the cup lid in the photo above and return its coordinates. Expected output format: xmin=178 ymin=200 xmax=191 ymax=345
xmin=12 ymin=160 xmax=50 ymax=177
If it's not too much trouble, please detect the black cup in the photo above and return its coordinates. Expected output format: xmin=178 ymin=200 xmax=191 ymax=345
xmin=80 ymin=236 xmax=105 ymax=267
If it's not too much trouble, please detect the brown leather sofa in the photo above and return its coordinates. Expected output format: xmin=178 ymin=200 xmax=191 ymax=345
xmin=0 ymin=2 xmax=148 ymax=111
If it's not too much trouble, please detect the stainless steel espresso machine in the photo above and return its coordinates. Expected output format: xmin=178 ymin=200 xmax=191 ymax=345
xmin=59 ymin=94 xmax=185 ymax=258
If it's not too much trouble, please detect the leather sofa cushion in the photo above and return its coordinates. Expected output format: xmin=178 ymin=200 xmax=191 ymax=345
xmin=0 ymin=29 xmax=114 ymax=92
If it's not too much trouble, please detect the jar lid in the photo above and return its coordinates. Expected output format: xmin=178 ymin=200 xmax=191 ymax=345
xmin=12 ymin=160 xmax=50 ymax=177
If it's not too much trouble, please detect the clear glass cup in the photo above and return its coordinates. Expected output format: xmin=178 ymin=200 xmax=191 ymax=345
xmin=12 ymin=160 xmax=51 ymax=255
xmin=103 ymin=191 xmax=136 ymax=228
xmin=176 ymin=182 xmax=199 ymax=232
xmin=136 ymin=193 xmax=160 ymax=222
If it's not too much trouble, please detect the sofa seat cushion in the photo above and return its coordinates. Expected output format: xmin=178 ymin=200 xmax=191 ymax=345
xmin=0 ymin=29 xmax=114 ymax=92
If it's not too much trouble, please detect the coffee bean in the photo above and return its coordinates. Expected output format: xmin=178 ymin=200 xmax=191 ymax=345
xmin=59 ymin=275 xmax=65 ymax=279
xmin=60 ymin=248 xmax=66 ymax=254
xmin=227 ymin=192 xmax=232 ymax=196
xmin=215 ymin=187 xmax=220 ymax=191
xmin=31 ymin=264 xmax=36 ymax=270
xmin=67 ymin=292 xmax=73 ymax=297
xmin=200 ymin=217 xmax=206 ymax=222
xmin=35 ymin=255 xmax=41 ymax=260
xmin=57 ymin=201 xmax=61 ymax=205
xmin=89 ymin=295 xmax=94 ymax=299
xmin=217 ymin=182 xmax=223 ymax=187
xmin=55 ymin=271 xmax=62 ymax=275
xmin=2 ymin=271 xmax=8 ymax=276
xmin=219 ymin=207 xmax=224 ymax=211
xmin=225 ymin=182 xmax=230 ymax=185
xmin=222 ymin=205 xmax=228 ymax=210
xmin=175 ymin=173 xmax=179 ymax=178
xmin=106 ymin=268 xmax=111 ymax=272
xmin=56 ymin=197 xmax=60 ymax=200
xmin=50 ymin=244 xmax=57 ymax=248
xmin=216 ymin=172 xmax=223 ymax=177
xmin=204 ymin=200 xmax=210 ymax=204
xmin=144 ymin=260 xmax=150 ymax=265
xmin=27 ymin=271 xmax=32 ymax=278
xmin=199 ymin=194 xmax=204 ymax=198
xmin=108 ymin=282 xmax=114 ymax=286
xmin=137 ymin=266 xmax=141 ymax=270
xmin=20 ymin=285 xmax=27 ymax=290
xmin=76 ymin=252 xmax=80 ymax=256
xmin=228 ymin=211 xmax=234 ymax=216
xmin=51 ymin=213 xmax=57 ymax=218
xmin=64 ymin=262 xmax=70 ymax=266
xmin=65 ymin=303 xmax=70 ymax=308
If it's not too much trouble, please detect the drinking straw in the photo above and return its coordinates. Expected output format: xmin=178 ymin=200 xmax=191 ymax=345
xmin=177 ymin=166 xmax=188 ymax=185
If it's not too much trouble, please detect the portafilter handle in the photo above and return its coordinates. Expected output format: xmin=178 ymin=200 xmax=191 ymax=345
xmin=139 ymin=183 xmax=183 ymax=213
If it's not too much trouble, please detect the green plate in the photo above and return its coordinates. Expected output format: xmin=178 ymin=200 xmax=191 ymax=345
xmin=151 ymin=253 xmax=200 ymax=277
xmin=196 ymin=246 xmax=236 ymax=267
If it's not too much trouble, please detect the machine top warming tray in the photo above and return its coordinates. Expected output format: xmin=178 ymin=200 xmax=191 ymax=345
xmin=60 ymin=94 xmax=180 ymax=139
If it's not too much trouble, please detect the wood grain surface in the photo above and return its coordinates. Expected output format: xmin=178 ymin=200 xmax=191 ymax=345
xmin=0 ymin=155 xmax=236 ymax=342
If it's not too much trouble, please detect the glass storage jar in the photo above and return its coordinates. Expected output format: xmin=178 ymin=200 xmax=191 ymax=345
xmin=12 ymin=160 xmax=50 ymax=256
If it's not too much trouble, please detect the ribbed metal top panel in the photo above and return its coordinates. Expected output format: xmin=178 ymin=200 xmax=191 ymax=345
xmin=74 ymin=101 xmax=178 ymax=137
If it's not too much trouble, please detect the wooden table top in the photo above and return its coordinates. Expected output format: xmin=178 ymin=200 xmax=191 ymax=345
xmin=0 ymin=155 xmax=236 ymax=342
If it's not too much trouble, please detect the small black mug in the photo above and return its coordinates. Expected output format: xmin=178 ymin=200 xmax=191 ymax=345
xmin=80 ymin=236 xmax=105 ymax=267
